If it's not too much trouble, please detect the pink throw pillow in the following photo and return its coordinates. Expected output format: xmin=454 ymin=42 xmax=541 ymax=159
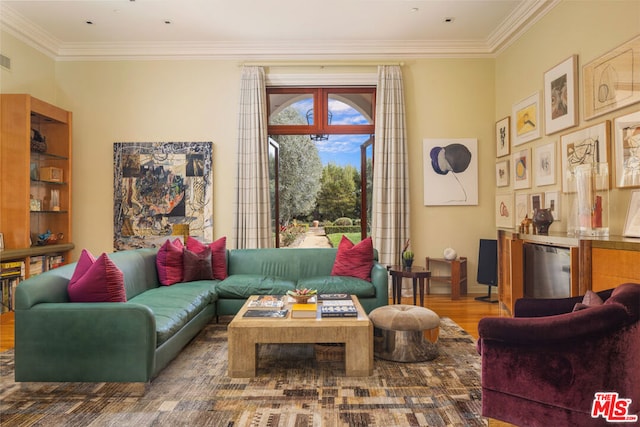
xmin=186 ymin=236 xmax=228 ymax=280
xmin=68 ymin=251 xmax=126 ymax=303
xmin=331 ymin=235 xmax=373 ymax=281
xmin=156 ymin=238 xmax=184 ymax=285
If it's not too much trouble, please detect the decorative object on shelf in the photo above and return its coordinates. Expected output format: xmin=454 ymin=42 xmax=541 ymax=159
xmin=30 ymin=129 xmax=47 ymax=153
xmin=443 ymin=247 xmax=457 ymax=261
xmin=532 ymin=208 xmax=554 ymax=235
xmin=287 ymin=288 xmax=317 ymax=304
xmin=583 ymin=35 xmax=640 ymax=121
xmin=512 ymin=92 xmax=541 ymax=146
xmin=519 ymin=214 xmax=532 ymax=234
xmin=29 ymin=197 xmax=41 ymax=212
xmin=39 ymin=167 xmax=63 ymax=183
xmin=567 ymin=163 xmax=610 ymax=236
xmin=50 ymin=189 xmax=60 ymax=211
xmin=544 ymin=55 xmax=578 ymax=135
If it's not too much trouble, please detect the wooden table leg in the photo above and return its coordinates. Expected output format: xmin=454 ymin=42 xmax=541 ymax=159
xmin=412 ymin=278 xmax=418 ymax=305
xmin=419 ymin=277 xmax=425 ymax=306
xmin=228 ymin=328 xmax=257 ymax=377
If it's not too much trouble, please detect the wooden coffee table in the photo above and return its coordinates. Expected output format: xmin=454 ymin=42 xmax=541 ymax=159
xmin=228 ymin=295 xmax=373 ymax=377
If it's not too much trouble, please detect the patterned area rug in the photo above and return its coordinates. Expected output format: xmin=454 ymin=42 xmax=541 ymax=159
xmin=0 ymin=317 xmax=485 ymax=427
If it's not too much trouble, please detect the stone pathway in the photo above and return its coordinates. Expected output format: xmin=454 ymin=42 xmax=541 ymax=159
xmin=295 ymin=227 xmax=332 ymax=248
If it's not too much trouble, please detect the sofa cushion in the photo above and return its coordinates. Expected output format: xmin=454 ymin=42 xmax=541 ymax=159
xmin=298 ymin=276 xmax=376 ymax=298
xmin=156 ymin=238 xmax=184 ymax=285
xmin=127 ymin=281 xmax=216 ymax=345
xmin=186 ymin=236 xmax=228 ymax=280
xmin=215 ymin=274 xmax=296 ymax=298
xmin=183 ymin=247 xmax=213 ymax=282
xmin=68 ymin=251 xmax=127 ymax=303
xmin=331 ymin=235 xmax=373 ymax=281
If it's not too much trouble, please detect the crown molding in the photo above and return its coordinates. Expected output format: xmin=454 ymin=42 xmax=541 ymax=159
xmin=1 ymin=2 xmax=557 ymax=61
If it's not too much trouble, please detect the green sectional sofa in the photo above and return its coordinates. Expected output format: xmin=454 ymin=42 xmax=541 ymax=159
xmin=14 ymin=247 xmax=388 ymax=383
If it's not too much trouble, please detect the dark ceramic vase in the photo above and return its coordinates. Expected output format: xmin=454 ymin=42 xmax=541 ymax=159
xmin=533 ymin=208 xmax=554 ymax=234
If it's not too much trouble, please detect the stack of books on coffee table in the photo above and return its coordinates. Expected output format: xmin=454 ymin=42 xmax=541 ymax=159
xmin=320 ymin=296 xmax=357 ymax=318
xmin=243 ymin=295 xmax=288 ymax=318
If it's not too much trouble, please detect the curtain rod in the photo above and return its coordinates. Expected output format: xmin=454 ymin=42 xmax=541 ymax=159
xmin=240 ymin=61 xmax=404 ymax=68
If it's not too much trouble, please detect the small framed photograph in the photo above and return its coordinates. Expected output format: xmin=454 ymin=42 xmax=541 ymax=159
xmin=544 ymin=55 xmax=578 ymax=135
xmin=560 ymin=121 xmax=611 ymax=192
xmin=623 ymin=190 xmax=640 ymax=237
xmin=613 ymin=110 xmax=640 ymax=188
xmin=545 ymin=190 xmax=561 ymax=220
xmin=512 ymin=148 xmax=531 ymax=189
xmin=515 ymin=192 xmax=528 ymax=220
xmin=529 ymin=192 xmax=544 ymax=214
xmin=496 ymin=160 xmax=509 ymax=187
xmin=534 ymin=141 xmax=556 ymax=187
xmin=496 ymin=116 xmax=510 ymax=157
xmin=583 ymin=35 xmax=640 ymax=121
xmin=496 ymin=193 xmax=514 ymax=228
xmin=512 ymin=92 xmax=541 ymax=146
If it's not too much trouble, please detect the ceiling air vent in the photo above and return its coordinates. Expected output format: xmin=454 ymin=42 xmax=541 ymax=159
xmin=0 ymin=54 xmax=11 ymax=71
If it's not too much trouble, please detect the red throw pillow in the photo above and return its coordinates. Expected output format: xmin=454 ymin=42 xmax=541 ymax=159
xmin=186 ymin=236 xmax=228 ymax=280
xmin=182 ymin=247 xmax=213 ymax=282
xmin=156 ymin=238 xmax=184 ymax=285
xmin=68 ymin=251 xmax=126 ymax=302
xmin=331 ymin=235 xmax=373 ymax=281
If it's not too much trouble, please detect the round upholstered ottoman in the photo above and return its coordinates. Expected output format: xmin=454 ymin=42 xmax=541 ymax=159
xmin=369 ymin=304 xmax=440 ymax=362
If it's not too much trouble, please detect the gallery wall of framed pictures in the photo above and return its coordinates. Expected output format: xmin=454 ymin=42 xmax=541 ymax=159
xmin=494 ymin=34 xmax=640 ymax=232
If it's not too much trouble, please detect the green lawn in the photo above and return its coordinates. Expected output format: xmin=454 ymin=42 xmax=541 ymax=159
xmin=327 ymin=232 xmax=361 ymax=247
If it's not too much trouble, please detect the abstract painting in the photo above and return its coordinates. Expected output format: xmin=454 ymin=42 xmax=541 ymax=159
xmin=560 ymin=122 xmax=610 ymax=192
xmin=423 ymin=138 xmax=478 ymax=206
xmin=613 ymin=110 xmax=640 ymax=188
xmin=113 ymin=142 xmax=213 ymax=250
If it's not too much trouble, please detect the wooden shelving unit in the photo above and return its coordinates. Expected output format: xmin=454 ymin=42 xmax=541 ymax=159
xmin=425 ymin=256 xmax=467 ymax=300
xmin=0 ymin=94 xmax=73 ymax=293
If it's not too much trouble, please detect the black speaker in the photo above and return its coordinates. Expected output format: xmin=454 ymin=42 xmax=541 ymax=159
xmin=475 ymin=238 xmax=498 ymax=303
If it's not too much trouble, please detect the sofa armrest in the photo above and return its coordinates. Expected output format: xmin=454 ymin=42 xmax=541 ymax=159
xmin=370 ymin=261 xmax=389 ymax=304
xmin=15 ymin=302 xmax=157 ymax=382
xmin=513 ymin=288 xmax=614 ymax=317
xmin=478 ymin=303 xmax=629 ymax=346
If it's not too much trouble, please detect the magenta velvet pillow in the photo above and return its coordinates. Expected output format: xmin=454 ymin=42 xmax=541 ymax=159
xmin=186 ymin=236 xmax=228 ymax=280
xmin=331 ymin=235 xmax=373 ymax=281
xmin=69 ymin=249 xmax=96 ymax=285
xmin=182 ymin=247 xmax=213 ymax=282
xmin=156 ymin=238 xmax=184 ymax=285
xmin=68 ymin=252 xmax=126 ymax=302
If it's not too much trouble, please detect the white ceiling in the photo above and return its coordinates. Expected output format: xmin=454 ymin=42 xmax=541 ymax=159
xmin=0 ymin=0 xmax=557 ymax=61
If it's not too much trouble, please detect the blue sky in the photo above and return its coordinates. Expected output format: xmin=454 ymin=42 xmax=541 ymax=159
xmin=292 ymin=98 xmax=372 ymax=167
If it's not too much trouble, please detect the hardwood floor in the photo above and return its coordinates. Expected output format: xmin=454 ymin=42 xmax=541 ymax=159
xmin=0 ymin=293 xmax=508 ymax=352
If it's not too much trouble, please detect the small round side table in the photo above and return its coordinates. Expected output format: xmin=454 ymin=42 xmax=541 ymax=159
xmin=388 ymin=265 xmax=431 ymax=306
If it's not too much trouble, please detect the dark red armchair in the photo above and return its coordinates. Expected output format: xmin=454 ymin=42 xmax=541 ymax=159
xmin=477 ymin=283 xmax=640 ymax=427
